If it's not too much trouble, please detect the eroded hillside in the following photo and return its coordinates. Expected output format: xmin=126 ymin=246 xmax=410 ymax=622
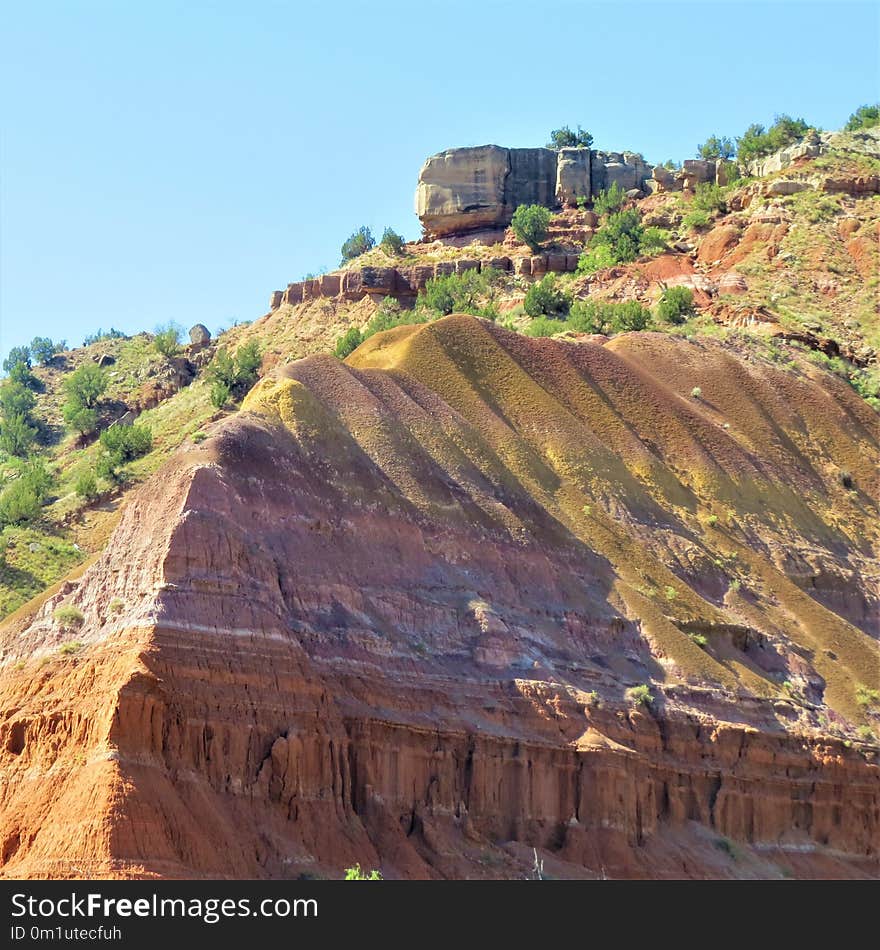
xmin=0 ymin=317 xmax=877 ymax=879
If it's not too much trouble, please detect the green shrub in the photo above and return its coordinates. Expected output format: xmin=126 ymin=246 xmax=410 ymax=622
xmin=100 ymin=424 xmax=152 ymax=462
xmin=697 ymin=135 xmax=735 ymax=161
xmin=578 ymin=209 xmax=662 ymax=274
xmin=577 ymin=243 xmax=618 ymax=274
xmin=524 ymin=317 xmax=567 ymax=338
xmin=655 ymin=286 xmax=695 ymax=324
xmin=856 ymin=685 xmax=880 ymax=709
xmin=54 ymin=605 xmax=84 ymax=630
xmin=569 ymin=299 xmax=651 ymax=334
xmin=334 ymin=327 xmax=364 ymax=359
xmin=511 ymin=204 xmax=552 ymax=250
xmin=0 ymin=412 xmax=37 ymax=457
xmin=7 ymin=362 xmax=38 ymax=390
xmin=592 ymin=182 xmax=626 ymax=216
xmin=234 ymin=340 xmax=262 ymax=384
xmin=682 ymin=208 xmax=711 ymax=231
xmin=108 ymin=598 xmax=125 ymax=614
xmin=3 ymin=346 xmax=31 ymax=374
xmin=524 ymin=275 xmax=570 ymax=318
xmin=626 ymin=684 xmax=654 ymax=707
xmin=58 ymin=641 xmax=83 ymax=656
xmin=640 ymin=227 xmax=668 ymax=254
xmin=422 ymin=269 xmax=499 ymax=318
xmin=192 ymin=431 xmax=207 ymax=444
xmin=0 ymin=479 xmax=41 ymax=526
xmin=340 ymin=226 xmax=375 ymax=264
xmin=62 ymin=404 xmax=99 ymax=436
xmin=380 ymin=228 xmax=405 ymax=256
xmin=63 ymin=363 xmax=107 ymax=410
xmin=206 ymin=342 xmax=262 ymax=402
xmin=29 ymin=337 xmax=65 ymax=365
xmin=344 ymin=864 xmax=382 ymax=881
xmin=20 ymin=457 xmax=52 ymax=499
xmin=706 ymin=514 xmax=718 ymax=526
xmin=547 ymin=125 xmax=592 ymax=149
xmin=97 ymin=424 xmax=153 ymax=481
xmin=690 ymin=182 xmax=728 ymax=215
xmin=857 ymin=725 xmax=876 ymax=743
xmin=689 ymin=633 xmax=708 ymax=648
xmin=691 ymin=386 xmax=702 ymax=398
xmin=209 ymin=381 xmax=231 ymax=409
xmin=153 ymin=323 xmax=182 ymax=358
xmin=664 ymin=585 xmax=677 ymax=601
xmin=75 ymin=469 xmax=99 ymax=500
xmin=844 ymin=103 xmax=880 ymax=132
xmin=0 ymin=381 xmax=36 ymax=418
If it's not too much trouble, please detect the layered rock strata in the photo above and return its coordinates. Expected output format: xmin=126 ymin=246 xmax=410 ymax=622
xmin=1 ymin=318 xmax=878 ymax=879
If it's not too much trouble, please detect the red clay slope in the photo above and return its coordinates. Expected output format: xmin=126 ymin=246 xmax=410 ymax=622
xmin=0 ymin=316 xmax=878 ymax=879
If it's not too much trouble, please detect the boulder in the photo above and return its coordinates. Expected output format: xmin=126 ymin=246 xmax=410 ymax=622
xmin=766 ymin=179 xmax=811 ymax=196
xmin=189 ymin=324 xmax=211 ymax=346
xmin=415 ymin=145 xmax=511 ymax=237
xmin=555 ymin=147 xmax=591 ymax=207
xmin=680 ymin=159 xmax=716 ymax=191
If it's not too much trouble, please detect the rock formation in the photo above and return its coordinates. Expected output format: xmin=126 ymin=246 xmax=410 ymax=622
xmin=1 ymin=317 xmax=878 ymax=879
xmin=415 ymin=145 xmax=655 ymax=237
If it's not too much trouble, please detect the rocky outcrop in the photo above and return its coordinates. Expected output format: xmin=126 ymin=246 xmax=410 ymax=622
xmin=270 ymin=253 xmax=583 ymax=311
xmin=1 ymin=318 xmax=878 ymax=879
xmin=416 ymin=145 xmax=654 ymax=236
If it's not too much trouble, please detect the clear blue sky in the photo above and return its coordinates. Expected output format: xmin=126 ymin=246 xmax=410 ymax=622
xmin=1 ymin=1 xmax=877 ymax=362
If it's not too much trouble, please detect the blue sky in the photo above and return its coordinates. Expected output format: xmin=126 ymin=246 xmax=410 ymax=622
xmin=1 ymin=1 xmax=877 ymax=363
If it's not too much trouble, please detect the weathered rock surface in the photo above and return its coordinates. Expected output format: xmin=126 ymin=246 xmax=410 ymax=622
xmin=1 ymin=318 xmax=878 ymax=880
xmin=416 ymin=145 xmax=654 ymax=237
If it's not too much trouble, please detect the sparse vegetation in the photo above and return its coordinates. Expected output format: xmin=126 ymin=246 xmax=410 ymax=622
xmin=96 ymin=424 xmax=153 ymax=483
xmin=343 ymin=864 xmax=382 ymax=881
xmin=334 ymin=326 xmax=364 ymax=359
xmin=62 ymin=363 xmax=107 ymax=436
xmin=736 ymin=114 xmax=811 ymax=165
xmin=626 ymin=684 xmax=654 ymax=707
xmin=74 ymin=469 xmax=99 ymax=501
xmin=697 ymin=135 xmax=735 ymax=161
xmin=379 ymin=228 xmax=406 ymax=256
xmin=58 ymin=640 xmax=83 ymax=656
xmin=206 ymin=342 xmax=262 ymax=405
xmin=153 ymin=323 xmax=183 ymax=358
xmin=511 ymin=204 xmax=552 ymax=250
xmin=592 ymin=182 xmax=626 ymax=216
xmin=578 ymin=209 xmax=665 ymax=273
xmin=856 ymin=685 xmax=880 ymax=709
xmin=569 ymin=299 xmax=652 ymax=334
xmin=655 ymin=286 xmax=695 ymax=325
xmin=340 ymin=226 xmax=375 ymax=264
xmin=421 ymin=269 xmax=500 ymax=319
xmin=844 ymin=103 xmax=880 ymax=132
xmin=524 ymin=275 xmax=570 ymax=318
xmin=29 ymin=337 xmax=66 ymax=365
xmin=547 ymin=125 xmax=593 ymax=149
xmin=54 ymin=605 xmax=85 ymax=630
xmin=82 ymin=328 xmax=126 ymax=346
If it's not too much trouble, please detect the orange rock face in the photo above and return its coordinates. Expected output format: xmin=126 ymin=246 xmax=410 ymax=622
xmin=1 ymin=318 xmax=878 ymax=879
